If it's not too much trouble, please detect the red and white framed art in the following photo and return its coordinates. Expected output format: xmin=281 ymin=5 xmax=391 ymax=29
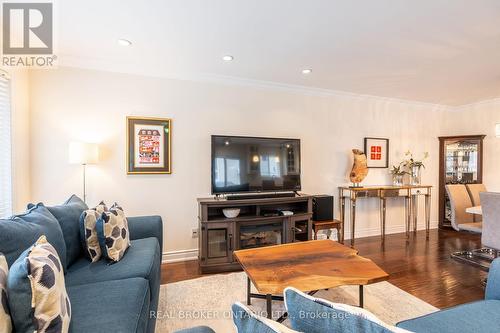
xmin=364 ymin=137 xmax=389 ymax=168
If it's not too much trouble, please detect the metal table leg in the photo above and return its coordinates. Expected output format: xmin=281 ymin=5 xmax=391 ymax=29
xmin=359 ymin=285 xmax=364 ymax=308
xmin=380 ymin=197 xmax=386 ymax=242
xmin=405 ymin=194 xmax=411 ymax=239
xmin=350 ymin=197 xmax=356 ymax=246
xmin=247 ymin=277 xmax=251 ymax=305
xmin=266 ymin=294 xmax=272 ymax=319
xmin=412 ymin=194 xmax=418 ymax=233
xmin=340 ymin=192 xmax=345 ymax=244
xmin=425 ymin=192 xmax=431 ymax=240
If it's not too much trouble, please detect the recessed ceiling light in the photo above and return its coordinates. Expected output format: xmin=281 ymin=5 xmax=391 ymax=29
xmin=222 ymin=55 xmax=234 ymax=62
xmin=117 ymin=39 xmax=132 ymax=46
xmin=302 ymin=69 xmax=312 ymax=74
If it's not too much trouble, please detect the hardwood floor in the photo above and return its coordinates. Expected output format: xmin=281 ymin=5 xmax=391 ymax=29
xmin=161 ymin=228 xmax=487 ymax=309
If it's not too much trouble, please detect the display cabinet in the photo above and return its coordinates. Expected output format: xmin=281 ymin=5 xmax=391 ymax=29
xmin=438 ymin=135 xmax=486 ymax=228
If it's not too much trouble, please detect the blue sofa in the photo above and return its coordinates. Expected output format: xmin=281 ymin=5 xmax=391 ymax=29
xmin=0 ymin=196 xmax=162 ymax=333
xmin=395 ymin=257 xmax=500 ymax=332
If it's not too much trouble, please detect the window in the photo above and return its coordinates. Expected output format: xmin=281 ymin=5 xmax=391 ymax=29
xmin=0 ymin=73 xmax=12 ymax=218
xmin=214 ymin=157 xmax=241 ymax=187
xmin=260 ymin=155 xmax=281 ymax=177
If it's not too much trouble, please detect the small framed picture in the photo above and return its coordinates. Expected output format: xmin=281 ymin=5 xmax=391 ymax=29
xmin=127 ymin=116 xmax=171 ymax=174
xmin=364 ymin=137 xmax=389 ymax=168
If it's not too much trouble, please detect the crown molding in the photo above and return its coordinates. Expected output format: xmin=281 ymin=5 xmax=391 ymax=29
xmin=59 ymin=54 xmax=454 ymax=111
xmin=453 ymin=96 xmax=500 ymax=112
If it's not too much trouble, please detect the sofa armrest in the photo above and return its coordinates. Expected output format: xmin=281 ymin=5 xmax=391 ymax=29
xmin=486 ymin=258 xmax=500 ymax=300
xmin=127 ymin=215 xmax=163 ymax=251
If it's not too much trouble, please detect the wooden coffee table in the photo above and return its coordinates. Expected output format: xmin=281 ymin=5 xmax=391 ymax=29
xmin=234 ymin=240 xmax=389 ymax=319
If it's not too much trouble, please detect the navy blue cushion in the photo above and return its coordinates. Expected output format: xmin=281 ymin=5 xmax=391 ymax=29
xmin=68 ymin=278 xmax=150 ymax=333
xmin=5 ymin=246 xmax=32 ymax=333
xmin=396 ymin=300 xmax=500 ymax=333
xmin=66 ymin=237 xmax=161 ymax=325
xmin=0 ymin=204 xmax=66 ymax=268
xmin=66 ymin=237 xmax=159 ymax=286
xmin=46 ymin=195 xmax=88 ymax=268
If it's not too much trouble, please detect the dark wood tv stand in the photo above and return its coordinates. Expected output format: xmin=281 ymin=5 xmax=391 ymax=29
xmin=198 ymin=194 xmax=313 ymax=273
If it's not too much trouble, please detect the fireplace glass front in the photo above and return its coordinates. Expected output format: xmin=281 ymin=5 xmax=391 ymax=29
xmin=239 ymin=222 xmax=283 ymax=249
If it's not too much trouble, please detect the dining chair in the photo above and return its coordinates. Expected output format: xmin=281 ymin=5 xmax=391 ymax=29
xmin=446 ymin=184 xmax=481 ymax=233
xmin=480 ymin=192 xmax=500 ymax=253
xmin=467 ymin=183 xmax=487 ymax=222
xmin=451 ymin=190 xmax=497 ymax=270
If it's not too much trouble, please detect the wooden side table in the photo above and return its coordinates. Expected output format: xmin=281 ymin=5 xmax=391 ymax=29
xmin=313 ymin=219 xmax=343 ymax=243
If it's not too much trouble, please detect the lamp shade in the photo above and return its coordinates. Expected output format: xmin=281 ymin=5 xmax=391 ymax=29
xmin=69 ymin=142 xmax=99 ymax=164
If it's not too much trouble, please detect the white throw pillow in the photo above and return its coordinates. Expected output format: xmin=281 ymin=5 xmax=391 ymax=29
xmin=232 ymin=302 xmax=300 ymax=333
xmin=284 ymin=287 xmax=412 ymax=333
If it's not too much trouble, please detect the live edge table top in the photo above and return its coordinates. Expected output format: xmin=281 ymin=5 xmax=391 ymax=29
xmin=233 ymin=240 xmax=389 ymax=295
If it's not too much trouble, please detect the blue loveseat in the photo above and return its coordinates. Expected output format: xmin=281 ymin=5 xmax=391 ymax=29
xmin=0 ymin=196 xmax=162 ymax=333
xmin=395 ymin=257 xmax=500 ymax=332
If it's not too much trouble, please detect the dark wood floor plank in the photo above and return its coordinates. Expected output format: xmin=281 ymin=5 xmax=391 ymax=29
xmin=161 ymin=229 xmax=486 ymax=309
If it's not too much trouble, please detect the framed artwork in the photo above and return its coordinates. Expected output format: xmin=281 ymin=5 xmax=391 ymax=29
xmin=364 ymin=137 xmax=389 ymax=168
xmin=127 ymin=116 xmax=171 ymax=174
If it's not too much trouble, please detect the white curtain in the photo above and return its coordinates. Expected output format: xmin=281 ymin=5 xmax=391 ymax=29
xmin=0 ymin=74 xmax=12 ymax=218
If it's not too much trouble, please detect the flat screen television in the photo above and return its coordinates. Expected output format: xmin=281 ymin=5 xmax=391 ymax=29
xmin=211 ymin=135 xmax=301 ymax=194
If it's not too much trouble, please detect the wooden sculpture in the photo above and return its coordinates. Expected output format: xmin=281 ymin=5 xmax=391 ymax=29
xmin=350 ymin=149 xmax=368 ymax=187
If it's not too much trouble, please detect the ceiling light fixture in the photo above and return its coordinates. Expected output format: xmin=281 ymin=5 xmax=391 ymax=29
xmin=302 ymin=69 xmax=312 ymax=74
xmin=117 ymin=39 xmax=132 ymax=46
xmin=222 ymin=55 xmax=234 ymax=62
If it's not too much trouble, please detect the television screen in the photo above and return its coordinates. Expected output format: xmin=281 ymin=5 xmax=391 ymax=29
xmin=211 ymin=135 xmax=301 ymax=194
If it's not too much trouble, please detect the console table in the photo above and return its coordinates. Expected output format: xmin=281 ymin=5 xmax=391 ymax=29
xmin=338 ymin=185 xmax=432 ymax=245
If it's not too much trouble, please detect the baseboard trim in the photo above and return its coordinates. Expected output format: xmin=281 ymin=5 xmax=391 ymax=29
xmin=162 ymin=223 xmax=439 ymax=264
xmin=344 ymin=222 xmax=439 ymax=240
xmin=162 ymin=248 xmax=198 ymax=263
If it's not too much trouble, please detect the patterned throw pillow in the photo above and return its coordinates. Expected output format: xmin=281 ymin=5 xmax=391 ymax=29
xmin=7 ymin=236 xmax=71 ymax=333
xmin=79 ymin=201 xmax=108 ymax=262
xmin=0 ymin=253 xmax=12 ymax=333
xmin=96 ymin=203 xmax=131 ymax=262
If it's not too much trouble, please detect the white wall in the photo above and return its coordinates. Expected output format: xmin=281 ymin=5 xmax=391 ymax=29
xmin=6 ymin=69 xmax=31 ymax=213
xmin=451 ymin=101 xmax=500 ymax=191
xmin=28 ymin=67 xmax=448 ymax=259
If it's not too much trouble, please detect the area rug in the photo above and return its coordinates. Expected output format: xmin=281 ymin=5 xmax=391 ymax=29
xmin=155 ymin=272 xmax=438 ymax=333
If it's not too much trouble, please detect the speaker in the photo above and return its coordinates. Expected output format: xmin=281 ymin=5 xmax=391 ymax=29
xmin=312 ymin=195 xmax=334 ymax=221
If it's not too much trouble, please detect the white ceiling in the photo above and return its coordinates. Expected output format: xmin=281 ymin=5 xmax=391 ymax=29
xmin=58 ymin=0 xmax=500 ymax=106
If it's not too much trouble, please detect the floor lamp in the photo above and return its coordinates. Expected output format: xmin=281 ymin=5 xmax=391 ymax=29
xmin=69 ymin=142 xmax=99 ymax=203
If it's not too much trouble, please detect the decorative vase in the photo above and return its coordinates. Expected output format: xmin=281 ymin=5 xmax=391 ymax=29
xmin=410 ymin=166 xmax=422 ymax=185
xmin=392 ymin=174 xmax=404 ymax=186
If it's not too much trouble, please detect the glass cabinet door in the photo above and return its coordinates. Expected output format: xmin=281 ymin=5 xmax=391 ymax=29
xmin=445 ymin=139 xmax=481 ymax=184
xmin=203 ymin=223 xmax=234 ymax=264
xmin=442 ymin=137 xmax=482 ymax=225
xmin=207 ymin=229 xmax=229 ymax=259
